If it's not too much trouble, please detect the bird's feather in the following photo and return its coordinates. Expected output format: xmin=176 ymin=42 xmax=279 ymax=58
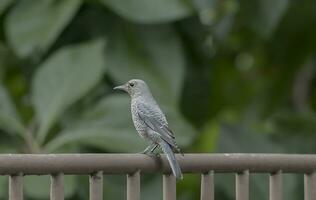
xmin=137 ymin=103 xmax=177 ymax=148
xmin=159 ymin=140 xmax=183 ymax=179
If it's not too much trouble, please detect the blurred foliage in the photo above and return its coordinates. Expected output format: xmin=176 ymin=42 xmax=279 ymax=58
xmin=0 ymin=0 xmax=315 ymax=199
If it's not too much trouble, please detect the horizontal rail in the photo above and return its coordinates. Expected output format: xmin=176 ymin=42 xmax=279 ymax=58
xmin=0 ymin=154 xmax=316 ymax=175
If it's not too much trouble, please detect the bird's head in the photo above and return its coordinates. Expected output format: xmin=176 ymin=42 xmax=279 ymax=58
xmin=114 ymin=79 xmax=151 ymax=98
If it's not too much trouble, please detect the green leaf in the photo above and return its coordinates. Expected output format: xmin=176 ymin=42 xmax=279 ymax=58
xmin=217 ymin=123 xmax=283 ymax=153
xmin=193 ymin=120 xmax=219 ymax=152
xmin=103 ymin=175 xmax=126 ymax=199
xmin=161 ymin=104 xmax=197 ymax=146
xmin=106 ymin=24 xmax=185 ymax=104
xmin=24 ymin=175 xmax=76 ymax=199
xmin=44 ymin=95 xmax=147 ymax=152
xmin=100 ymin=0 xmax=193 ymax=24
xmin=270 ymin=112 xmax=316 ymax=136
xmin=0 ymin=0 xmax=12 ymax=15
xmin=0 ymin=176 xmax=7 ymax=198
xmin=0 ymin=43 xmax=11 ymax=80
xmin=32 ymin=40 xmax=106 ymax=144
xmin=241 ymin=0 xmax=288 ymax=38
xmin=45 ymin=127 xmax=146 ymax=153
xmin=257 ymin=0 xmax=288 ymax=37
xmin=0 ymin=84 xmax=25 ymax=135
xmin=45 ymin=95 xmax=195 ymax=152
xmin=141 ymin=176 xmax=163 ymax=200
xmin=5 ymin=0 xmax=82 ymax=58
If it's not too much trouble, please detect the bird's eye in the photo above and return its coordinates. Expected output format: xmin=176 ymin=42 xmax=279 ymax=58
xmin=129 ymin=82 xmax=134 ymax=87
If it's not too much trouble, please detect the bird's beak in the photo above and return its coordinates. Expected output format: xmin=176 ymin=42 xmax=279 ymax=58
xmin=113 ymin=85 xmax=126 ymax=91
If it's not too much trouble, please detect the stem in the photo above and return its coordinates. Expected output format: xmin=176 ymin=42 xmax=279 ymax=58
xmin=22 ymin=121 xmax=41 ymax=153
xmin=292 ymin=60 xmax=315 ymax=112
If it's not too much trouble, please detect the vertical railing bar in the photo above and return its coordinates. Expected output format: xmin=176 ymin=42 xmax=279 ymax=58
xmin=201 ymin=171 xmax=214 ymax=200
xmin=50 ymin=173 xmax=64 ymax=200
xmin=163 ymin=174 xmax=176 ymax=200
xmin=236 ymin=170 xmax=249 ymax=200
xmin=127 ymin=170 xmax=140 ymax=200
xmin=9 ymin=173 xmax=23 ymax=200
xmin=304 ymin=172 xmax=316 ymax=200
xmin=89 ymin=171 xmax=103 ymax=200
xmin=269 ymin=170 xmax=282 ymax=200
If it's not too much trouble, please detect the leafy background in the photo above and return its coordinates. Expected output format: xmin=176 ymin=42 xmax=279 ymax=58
xmin=0 ymin=0 xmax=315 ymax=199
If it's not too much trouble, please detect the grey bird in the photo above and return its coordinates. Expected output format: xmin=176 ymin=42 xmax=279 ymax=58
xmin=114 ymin=79 xmax=183 ymax=179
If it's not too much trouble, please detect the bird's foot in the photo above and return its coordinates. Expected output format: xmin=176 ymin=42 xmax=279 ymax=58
xmin=142 ymin=151 xmax=160 ymax=158
xmin=139 ymin=146 xmax=151 ymax=154
xmin=152 ymin=152 xmax=160 ymax=157
xmin=139 ymin=148 xmax=152 ymax=154
xmin=140 ymin=144 xmax=159 ymax=156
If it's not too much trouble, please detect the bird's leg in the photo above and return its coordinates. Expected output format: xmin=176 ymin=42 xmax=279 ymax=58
xmin=149 ymin=144 xmax=160 ymax=157
xmin=140 ymin=146 xmax=151 ymax=154
xmin=140 ymin=143 xmax=161 ymax=158
xmin=140 ymin=143 xmax=155 ymax=154
xmin=149 ymin=144 xmax=158 ymax=153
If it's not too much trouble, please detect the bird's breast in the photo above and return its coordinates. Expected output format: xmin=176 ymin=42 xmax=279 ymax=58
xmin=131 ymin=101 xmax=147 ymax=137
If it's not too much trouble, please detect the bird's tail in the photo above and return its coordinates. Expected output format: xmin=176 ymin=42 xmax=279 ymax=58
xmin=159 ymin=140 xmax=183 ymax=180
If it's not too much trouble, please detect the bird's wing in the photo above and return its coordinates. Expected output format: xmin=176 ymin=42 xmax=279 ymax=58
xmin=137 ymin=103 xmax=177 ymax=147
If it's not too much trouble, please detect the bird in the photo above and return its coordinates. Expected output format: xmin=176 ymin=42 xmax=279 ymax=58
xmin=114 ymin=79 xmax=183 ymax=180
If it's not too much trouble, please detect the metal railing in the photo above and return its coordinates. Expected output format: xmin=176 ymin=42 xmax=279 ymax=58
xmin=2 ymin=153 xmax=316 ymax=200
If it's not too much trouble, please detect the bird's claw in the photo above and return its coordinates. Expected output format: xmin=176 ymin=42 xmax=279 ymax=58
xmin=139 ymin=147 xmax=151 ymax=154
xmin=142 ymin=151 xmax=160 ymax=158
xmin=147 ymin=153 xmax=158 ymax=158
